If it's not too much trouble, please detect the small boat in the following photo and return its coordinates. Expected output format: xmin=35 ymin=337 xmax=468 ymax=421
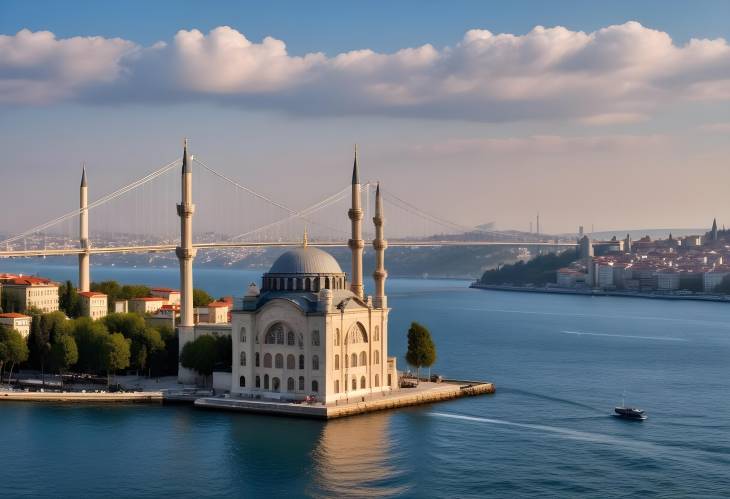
xmin=614 ymin=406 xmax=647 ymax=420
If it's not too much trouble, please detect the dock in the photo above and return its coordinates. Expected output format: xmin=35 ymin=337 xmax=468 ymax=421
xmin=194 ymin=379 xmax=495 ymax=419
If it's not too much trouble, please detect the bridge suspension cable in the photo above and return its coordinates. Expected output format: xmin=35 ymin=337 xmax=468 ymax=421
xmin=0 ymin=157 xmax=181 ymax=247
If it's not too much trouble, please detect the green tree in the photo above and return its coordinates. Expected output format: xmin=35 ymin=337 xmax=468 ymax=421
xmin=180 ymin=335 xmax=218 ymax=386
xmin=102 ymin=332 xmax=131 ymax=387
xmin=405 ymin=322 xmax=437 ymax=382
xmin=0 ymin=327 xmax=30 ymax=384
xmin=70 ymin=317 xmax=111 ymax=373
xmin=59 ymin=281 xmax=81 ymax=317
xmin=192 ymin=288 xmax=214 ymax=307
xmin=50 ymin=335 xmax=78 ymax=373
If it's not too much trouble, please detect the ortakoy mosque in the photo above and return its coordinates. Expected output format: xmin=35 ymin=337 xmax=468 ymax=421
xmin=229 ymin=152 xmax=397 ymax=404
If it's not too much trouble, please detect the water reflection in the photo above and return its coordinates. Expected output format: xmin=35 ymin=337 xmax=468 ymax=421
xmin=309 ymin=412 xmax=410 ymax=498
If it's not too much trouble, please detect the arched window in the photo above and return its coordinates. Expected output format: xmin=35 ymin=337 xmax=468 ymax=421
xmin=325 ymin=277 xmax=330 ymax=289
xmin=305 ymin=278 xmax=311 ymax=291
xmin=360 ymin=351 xmax=367 ymax=365
xmin=273 ymin=377 xmax=280 ymax=392
xmin=374 ymin=326 xmax=379 ymax=341
xmin=347 ymin=324 xmax=368 ymax=344
xmin=351 ymin=353 xmax=357 ymax=368
xmin=374 ymin=350 xmax=380 ymax=364
xmin=255 ymin=352 xmax=260 ymax=367
xmin=287 ymin=377 xmax=295 ymax=391
xmin=255 ymin=334 xmax=259 ymax=344
xmin=265 ymin=323 xmax=285 ymax=345
xmin=313 ymin=279 xmax=320 ymax=292
xmin=263 ymin=353 xmax=272 ymax=368
xmin=312 ymin=355 xmax=319 ymax=370
xmin=287 ymin=331 xmax=295 ymax=346
xmin=334 ymin=354 xmax=340 ymax=370
xmin=239 ymin=376 xmax=245 ymax=387
xmin=374 ymin=374 xmax=379 ymax=387
xmin=288 ymin=278 xmax=294 ymax=290
xmin=287 ymin=354 xmax=295 ymax=370
xmin=299 ymin=354 xmax=305 ymax=370
xmin=345 ymin=355 xmax=349 ymax=368
xmin=360 ymin=376 xmax=366 ymax=389
xmin=352 ymin=378 xmax=357 ymax=390
xmin=311 ymin=380 xmax=319 ymax=393
xmin=255 ymin=376 xmax=260 ymax=388
xmin=298 ymin=376 xmax=305 ymax=390
xmin=264 ymin=374 xmax=270 ymax=390
xmin=240 ymin=327 xmax=246 ymax=343
xmin=275 ymin=353 xmax=284 ymax=369
xmin=240 ymin=351 xmax=246 ymax=366
xmin=312 ymin=330 xmax=320 ymax=346
xmin=335 ymin=329 xmax=340 ymax=346
xmin=335 ymin=380 xmax=340 ymax=393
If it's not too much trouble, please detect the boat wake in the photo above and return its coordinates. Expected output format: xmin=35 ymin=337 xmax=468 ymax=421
xmin=429 ymin=412 xmax=730 ymax=467
xmin=561 ymin=330 xmax=687 ymax=342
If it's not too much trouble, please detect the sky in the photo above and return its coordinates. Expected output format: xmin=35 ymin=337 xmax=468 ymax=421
xmin=1 ymin=0 xmax=730 ymax=236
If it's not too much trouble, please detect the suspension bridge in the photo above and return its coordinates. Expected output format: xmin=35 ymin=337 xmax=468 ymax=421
xmin=0 ymin=141 xmax=576 ymax=263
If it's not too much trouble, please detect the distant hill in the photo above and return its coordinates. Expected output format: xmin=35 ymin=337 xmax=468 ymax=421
xmin=479 ymin=249 xmax=579 ymax=286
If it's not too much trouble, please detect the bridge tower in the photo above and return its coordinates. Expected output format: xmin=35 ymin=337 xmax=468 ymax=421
xmin=372 ymin=183 xmax=388 ymax=308
xmin=348 ymin=145 xmax=364 ymax=299
xmin=79 ymin=165 xmax=90 ymax=292
xmin=177 ymin=139 xmax=197 ymax=329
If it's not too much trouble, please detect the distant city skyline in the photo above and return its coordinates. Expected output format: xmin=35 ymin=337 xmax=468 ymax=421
xmin=2 ymin=1 xmax=730 ymax=234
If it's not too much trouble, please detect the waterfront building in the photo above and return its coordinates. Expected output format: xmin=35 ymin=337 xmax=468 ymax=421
xmin=593 ymin=262 xmax=615 ymax=289
xmin=656 ymin=270 xmax=680 ymax=291
xmin=0 ymin=312 xmax=31 ymax=337
xmin=78 ymin=291 xmax=108 ymax=320
xmin=703 ymin=270 xmax=730 ymax=292
xmin=2 ymin=276 xmax=59 ymax=313
xmin=228 ymin=154 xmax=397 ymax=402
xmin=114 ymin=300 xmax=128 ymax=313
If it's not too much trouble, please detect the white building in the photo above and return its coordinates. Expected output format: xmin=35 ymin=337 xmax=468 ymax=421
xmin=150 ymin=288 xmax=181 ymax=305
xmin=227 ymin=155 xmax=397 ymax=403
xmin=703 ymin=271 xmax=729 ymax=293
xmin=78 ymin=291 xmax=108 ymax=320
xmin=656 ymin=271 xmax=680 ymax=291
xmin=0 ymin=312 xmax=32 ymax=338
xmin=593 ymin=262 xmax=614 ymax=289
xmin=128 ymin=297 xmax=166 ymax=315
xmin=2 ymin=276 xmax=59 ymax=313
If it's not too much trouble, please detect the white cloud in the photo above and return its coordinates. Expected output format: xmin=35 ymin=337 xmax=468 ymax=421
xmin=0 ymin=29 xmax=136 ymax=104
xmin=1 ymin=23 xmax=730 ymax=122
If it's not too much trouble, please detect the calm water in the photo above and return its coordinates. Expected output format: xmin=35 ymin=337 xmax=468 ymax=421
xmin=1 ymin=262 xmax=729 ymax=498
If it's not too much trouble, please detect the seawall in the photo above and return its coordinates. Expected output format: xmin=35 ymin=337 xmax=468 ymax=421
xmin=0 ymin=391 xmax=163 ymax=403
xmin=195 ymin=380 xmax=495 ymax=420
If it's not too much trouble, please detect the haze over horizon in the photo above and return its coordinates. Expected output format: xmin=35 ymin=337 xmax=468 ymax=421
xmin=2 ymin=0 xmax=730 ymax=235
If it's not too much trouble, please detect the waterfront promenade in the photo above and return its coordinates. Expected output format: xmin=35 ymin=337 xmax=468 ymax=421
xmin=471 ymin=283 xmax=730 ymax=302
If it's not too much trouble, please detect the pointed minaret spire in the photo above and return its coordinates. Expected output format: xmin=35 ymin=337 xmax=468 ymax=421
xmin=372 ymin=182 xmax=388 ymax=309
xmin=80 ymin=162 xmax=87 ymax=187
xmin=711 ymin=218 xmax=718 ymax=241
xmin=348 ymin=145 xmax=364 ymax=299
xmin=352 ymin=144 xmax=359 ymax=185
xmin=182 ymin=138 xmax=192 ymax=174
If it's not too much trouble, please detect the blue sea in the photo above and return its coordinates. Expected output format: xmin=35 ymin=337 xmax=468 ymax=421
xmin=0 ymin=262 xmax=728 ymax=498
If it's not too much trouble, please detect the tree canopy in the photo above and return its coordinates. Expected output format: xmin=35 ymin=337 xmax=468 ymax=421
xmin=0 ymin=326 xmax=29 ymax=382
xmin=180 ymin=334 xmax=218 ymax=379
xmin=193 ymin=288 xmax=214 ymax=307
xmin=480 ymin=249 xmax=579 ymax=286
xmin=405 ymin=322 xmax=436 ymax=379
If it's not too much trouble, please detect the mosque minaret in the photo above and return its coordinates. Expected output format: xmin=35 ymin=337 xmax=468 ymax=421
xmin=348 ymin=146 xmax=365 ymax=300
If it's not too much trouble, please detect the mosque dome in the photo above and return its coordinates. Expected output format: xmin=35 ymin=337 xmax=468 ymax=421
xmin=268 ymin=247 xmax=343 ymax=275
